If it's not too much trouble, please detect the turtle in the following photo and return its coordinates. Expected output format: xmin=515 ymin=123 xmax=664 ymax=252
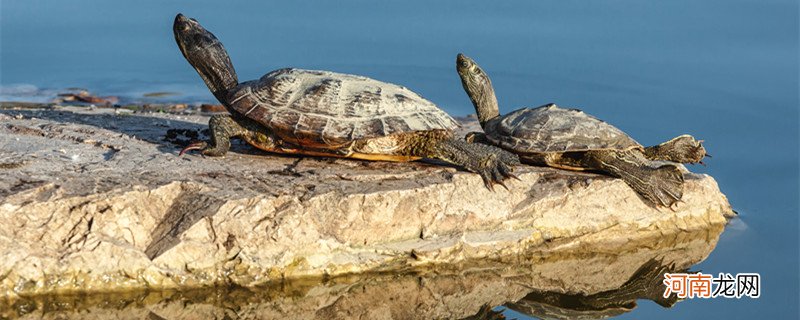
xmin=455 ymin=53 xmax=708 ymax=206
xmin=172 ymin=14 xmax=519 ymax=188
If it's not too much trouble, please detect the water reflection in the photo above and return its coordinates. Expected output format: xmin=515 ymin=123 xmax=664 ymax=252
xmin=505 ymin=258 xmax=682 ymax=319
xmin=2 ymin=225 xmax=724 ymax=319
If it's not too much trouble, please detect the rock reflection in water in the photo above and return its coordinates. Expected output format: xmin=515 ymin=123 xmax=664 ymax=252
xmin=504 ymin=258 xmax=683 ymax=319
xmin=1 ymin=225 xmax=724 ymax=320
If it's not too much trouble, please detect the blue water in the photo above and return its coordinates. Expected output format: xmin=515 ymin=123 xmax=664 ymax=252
xmin=2 ymin=0 xmax=798 ymax=318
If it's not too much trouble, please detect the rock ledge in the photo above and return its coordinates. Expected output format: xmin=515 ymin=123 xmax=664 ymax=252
xmin=0 ymin=106 xmax=734 ymax=298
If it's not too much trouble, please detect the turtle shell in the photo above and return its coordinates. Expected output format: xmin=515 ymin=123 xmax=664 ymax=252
xmin=226 ymin=68 xmax=459 ymax=147
xmin=484 ymin=104 xmax=642 ymax=154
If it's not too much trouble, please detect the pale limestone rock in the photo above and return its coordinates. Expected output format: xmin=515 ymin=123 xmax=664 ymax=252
xmin=2 ymin=226 xmax=724 ymax=319
xmin=0 ymin=106 xmax=734 ymax=300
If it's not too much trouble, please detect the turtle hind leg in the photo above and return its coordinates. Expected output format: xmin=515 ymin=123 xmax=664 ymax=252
xmin=181 ymin=114 xmax=249 ymax=157
xmin=421 ymin=138 xmax=520 ymax=190
xmin=646 ymin=165 xmax=685 ymax=207
xmin=643 ymin=134 xmax=707 ymax=164
xmin=585 ymin=149 xmax=684 ymax=207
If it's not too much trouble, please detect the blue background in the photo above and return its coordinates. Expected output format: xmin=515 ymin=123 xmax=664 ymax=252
xmin=2 ymin=1 xmax=798 ymax=318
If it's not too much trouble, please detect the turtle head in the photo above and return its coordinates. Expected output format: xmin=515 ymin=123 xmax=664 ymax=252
xmin=456 ymin=54 xmax=499 ymax=129
xmin=174 ymin=14 xmax=238 ymax=102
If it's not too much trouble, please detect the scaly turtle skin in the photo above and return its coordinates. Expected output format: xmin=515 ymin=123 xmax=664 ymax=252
xmin=456 ymin=54 xmax=707 ymax=206
xmin=172 ymin=14 xmax=519 ymax=189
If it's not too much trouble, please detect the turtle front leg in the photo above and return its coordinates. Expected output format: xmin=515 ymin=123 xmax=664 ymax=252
xmin=180 ymin=114 xmax=248 ymax=156
xmin=424 ymin=138 xmax=520 ymax=190
xmin=643 ymin=134 xmax=707 ymax=164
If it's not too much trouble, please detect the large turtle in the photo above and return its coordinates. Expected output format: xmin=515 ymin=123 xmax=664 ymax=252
xmin=455 ymin=53 xmax=707 ymax=206
xmin=172 ymin=14 xmax=519 ymax=188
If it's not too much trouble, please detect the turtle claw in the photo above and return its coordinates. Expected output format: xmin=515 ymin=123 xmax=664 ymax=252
xmin=499 ymin=162 xmax=521 ymax=181
xmin=495 ymin=179 xmax=510 ymax=191
xmin=480 ymin=173 xmax=495 ymax=192
xmin=492 ymin=166 xmax=510 ymax=190
xmin=179 ymin=141 xmax=208 ymax=156
xmin=482 ymin=151 xmax=520 ymax=191
xmin=477 ymin=160 xmax=515 ymax=192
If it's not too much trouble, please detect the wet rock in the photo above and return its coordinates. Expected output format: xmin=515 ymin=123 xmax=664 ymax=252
xmin=0 ymin=102 xmax=52 ymax=110
xmin=143 ymin=92 xmax=180 ymax=98
xmin=0 ymin=105 xmax=734 ymax=299
xmin=141 ymin=103 xmax=189 ymax=113
xmin=56 ymin=90 xmax=118 ymax=105
xmin=169 ymin=103 xmax=188 ymax=112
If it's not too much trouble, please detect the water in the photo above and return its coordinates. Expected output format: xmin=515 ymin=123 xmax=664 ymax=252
xmin=1 ymin=0 xmax=798 ymax=318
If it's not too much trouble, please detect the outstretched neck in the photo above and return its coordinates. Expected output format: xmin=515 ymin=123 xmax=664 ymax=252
xmin=189 ymin=43 xmax=239 ymax=102
xmin=459 ymin=71 xmax=500 ymax=129
xmin=471 ymin=81 xmax=500 ymax=128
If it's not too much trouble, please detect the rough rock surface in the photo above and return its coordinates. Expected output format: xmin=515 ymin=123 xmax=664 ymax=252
xmin=3 ymin=226 xmax=724 ymax=319
xmin=0 ymin=106 xmax=734 ymax=300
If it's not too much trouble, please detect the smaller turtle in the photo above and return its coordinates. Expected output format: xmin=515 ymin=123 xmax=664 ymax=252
xmin=456 ymin=54 xmax=707 ymax=207
xmin=173 ymin=15 xmax=519 ymax=189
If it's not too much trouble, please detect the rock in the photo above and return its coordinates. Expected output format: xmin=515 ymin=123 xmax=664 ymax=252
xmin=0 ymin=225 xmax=724 ymax=319
xmin=143 ymin=92 xmax=180 ymax=98
xmin=141 ymin=103 xmax=189 ymax=113
xmin=0 ymin=105 xmax=734 ymax=300
xmin=0 ymin=102 xmax=52 ymax=110
xmin=170 ymin=103 xmax=189 ymax=112
xmin=55 ymin=91 xmax=118 ymax=105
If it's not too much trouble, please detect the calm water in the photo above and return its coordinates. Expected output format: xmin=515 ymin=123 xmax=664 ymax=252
xmin=2 ymin=0 xmax=798 ymax=318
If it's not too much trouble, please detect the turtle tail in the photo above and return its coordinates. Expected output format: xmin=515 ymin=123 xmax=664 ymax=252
xmin=586 ymin=150 xmax=684 ymax=208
